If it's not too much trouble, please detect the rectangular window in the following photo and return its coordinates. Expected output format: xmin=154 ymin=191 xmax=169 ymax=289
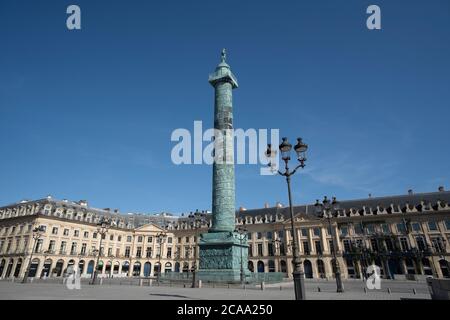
xmin=278 ymin=230 xmax=284 ymax=239
xmin=257 ymin=243 xmax=263 ymax=256
xmin=127 ymin=236 xmax=132 ymax=242
xmin=303 ymin=241 xmax=310 ymax=255
xmin=354 ymin=223 xmax=363 ymax=235
xmin=93 ymin=232 xmax=97 ymax=239
xmin=60 ymin=241 xmax=66 ymax=254
xmin=329 ymin=240 xmax=335 ymax=254
xmin=70 ymin=242 xmax=77 ymax=255
xmin=125 ymin=246 xmax=131 ymax=258
xmin=108 ymin=247 xmax=113 ymax=256
xmin=412 ymin=223 xmax=421 ymax=232
xmin=257 ymin=232 xmax=262 ymax=240
xmin=63 ymin=229 xmax=69 ymax=236
xmin=301 ymin=229 xmax=308 ymax=237
xmin=366 ymin=225 xmax=375 ymax=235
xmin=186 ymin=237 xmax=190 ymax=243
xmin=148 ymin=236 xmax=153 ymax=243
xmin=381 ymin=224 xmax=390 ymax=234
xmin=343 ymin=240 xmax=351 ymax=252
xmin=118 ymin=235 xmax=122 ymax=242
xmin=48 ymin=240 xmax=56 ymax=252
xmin=400 ymin=237 xmax=409 ymax=251
xmin=146 ymin=247 xmax=152 ymax=258
xmin=371 ymin=239 xmax=379 ymax=252
xmin=136 ymin=247 xmax=142 ymax=258
xmin=268 ymin=243 xmax=274 ymax=256
xmin=397 ymin=223 xmax=406 ymax=233
xmin=428 ymin=221 xmax=438 ymax=231
xmin=340 ymin=226 xmax=348 ymax=236
xmin=167 ymin=247 xmax=172 ymax=258
xmin=74 ymin=230 xmax=79 ymax=237
xmin=35 ymin=239 xmax=43 ymax=253
xmin=52 ymin=227 xmax=58 ymax=235
xmin=416 ymin=237 xmax=426 ymax=251
xmin=110 ymin=234 xmax=114 ymax=241
xmin=248 ymin=244 xmax=253 ymax=257
xmin=168 ymin=237 xmax=173 ymax=244
xmin=247 ymin=233 xmax=251 ymax=240
xmin=445 ymin=220 xmax=450 ymax=230
xmin=84 ymin=231 xmax=89 ymax=238
xmin=313 ymin=228 xmax=321 ymax=237
xmin=385 ymin=238 xmax=394 ymax=251
xmin=177 ymin=237 xmax=181 ymax=243
xmin=315 ymin=240 xmax=322 ymax=255
xmin=138 ymin=236 xmax=143 ymax=243
xmin=279 ymin=243 xmax=285 ymax=255
xmin=81 ymin=243 xmax=87 ymax=255
xmin=266 ymin=232 xmax=273 ymax=240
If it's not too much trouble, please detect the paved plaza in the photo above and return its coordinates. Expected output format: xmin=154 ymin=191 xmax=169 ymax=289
xmin=0 ymin=279 xmax=431 ymax=300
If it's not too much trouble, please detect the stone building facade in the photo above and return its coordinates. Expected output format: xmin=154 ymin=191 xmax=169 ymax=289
xmin=1 ymin=189 xmax=450 ymax=281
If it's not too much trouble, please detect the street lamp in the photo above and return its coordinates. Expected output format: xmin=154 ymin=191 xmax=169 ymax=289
xmin=235 ymin=226 xmax=248 ymax=285
xmin=188 ymin=210 xmax=208 ymax=288
xmin=265 ymin=136 xmax=308 ymax=300
xmin=156 ymin=231 xmax=167 ymax=283
xmin=90 ymin=216 xmax=111 ymax=285
xmin=22 ymin=225 xmax=45 ymax=283
xmin=314 ymin=196 xmax=344 ymax=293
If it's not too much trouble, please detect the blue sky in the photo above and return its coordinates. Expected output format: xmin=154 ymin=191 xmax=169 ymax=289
xmin=0 ymin=0 xmax=449 ymax=214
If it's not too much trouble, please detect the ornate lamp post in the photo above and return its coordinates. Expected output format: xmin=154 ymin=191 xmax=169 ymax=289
xmin=314 ymin=196 xmax=344 ymax=292
xmin=235 ymin=227 xmax=248 ymax=285
xmin=90 ymin=217 xmax=110 ymax=285
xmin=156 ymin=231 xmax=167 ymax=283
xmin=22 ymin=226 xmax=45 ymax=283
xmin=188 ymin=210 xmax=208 ymax=288
xmin=265 ymin=136 xmax=308 ymax=300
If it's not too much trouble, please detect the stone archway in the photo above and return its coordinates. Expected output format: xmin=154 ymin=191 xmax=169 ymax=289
xmin=257 ymin=261 xmax=265 ymax=273
xmin=304 ymin=260 xmax=313 ymax=279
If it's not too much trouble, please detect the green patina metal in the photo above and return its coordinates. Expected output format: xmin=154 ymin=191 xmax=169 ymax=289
xmin=198 ymin=49 xmax=251 ymax=282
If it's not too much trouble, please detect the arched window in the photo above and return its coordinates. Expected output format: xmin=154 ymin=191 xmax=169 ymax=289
xmin=165 ymin=262 xmax=172 ymax=273
xmin=13 ymin=258 xmax=23 ymax=278
xmin=113 ymin=262 xmax=120 ymax=274
xmin=174 ymin=262 xmax=180 ymax=273
xmin=42 ymin=259 xmax=53 ymax=278
xmin=268 ymin=260 xmax=275 ymax=272
xmin=54 ymin=259 xmax=64 ymax=277
xmin=29 ymin=258 xmax=40 ymax=277
xmin=439 ymin=259 xmax=449 ymax=278
xmin=121 ymin=261 xmax=130 ymax=275
xmin=133 ymin=262 xmax=141 ymax=276
xmin=317 ymin=259 xmax=325 ymax=278
xmin=87 ymin=260 xmax=95 ymax=275
xmin=78 ymin=260 xmax=85 ymax=275
xmin=304 ymin=260 xmax=313 ymax=279
xmin=248 ymin=261 xmax=254 ymax=272
xmin=143 ymin=262 xmax=151 ymax=277
xmin=257 ymin=261 xmax=265 ymax=273
xmin=280 ymin=260 xmax=287 ymax=273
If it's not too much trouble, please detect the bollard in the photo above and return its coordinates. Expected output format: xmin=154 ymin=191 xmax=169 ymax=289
xmin=318 ymin=287 xmax=321 ymax=292
xmin=243 ymin=284 xmax=246 ymax=290
xmin=413 ymin=288 xmax=416 ymax=295
xmin=30 ymin=278 xmax=34 ymax=283
xmin=280 ymin=286 xmax=282 ymax=291
xmin=139 ymin=279 xmax=143 ymax=287
xmin=11 ymin=277 xmax=14 ymax=283
xmin=99 ymin=278 xmax=103 ymax=285
xmin=198 ymin=280 xmax=202 ymax=289
xmin=260 ymin=281 xmax=265 ymax=291
xmin=387 ymin=288 xmax=391 ymax=294
xmin=228 ymin=284 xmax=230 ymax=289
xmin=364 ymin=287 xmax=367 ymax=294
xmin=149 ymin=279 xmax=153 ymax=287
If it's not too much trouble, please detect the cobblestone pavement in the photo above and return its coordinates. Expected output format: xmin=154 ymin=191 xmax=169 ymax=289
xmin=0 ymin=279 xmax=431 ymax=300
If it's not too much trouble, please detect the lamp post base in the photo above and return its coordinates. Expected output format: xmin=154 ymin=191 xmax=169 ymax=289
xmin=335 ymin=271 xmax=344 ymax=293
xmin=292 ymin=271 xmax=306 ymax=300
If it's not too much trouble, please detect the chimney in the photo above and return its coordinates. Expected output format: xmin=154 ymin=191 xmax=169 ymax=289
xmin=239 ymin=206 xmax=247 ymax=212
xmin=408 ymin=189 xmax=413 ymax=195
xmin=368 ymin=193 xmax=372 ymax=198
xmin=264 ymin=202 xmax=269 ymax=209
xmin=276 ymin=202 xmax=283 ymax=208
xmin=438 ymin=186 xmax=445 ymax=192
